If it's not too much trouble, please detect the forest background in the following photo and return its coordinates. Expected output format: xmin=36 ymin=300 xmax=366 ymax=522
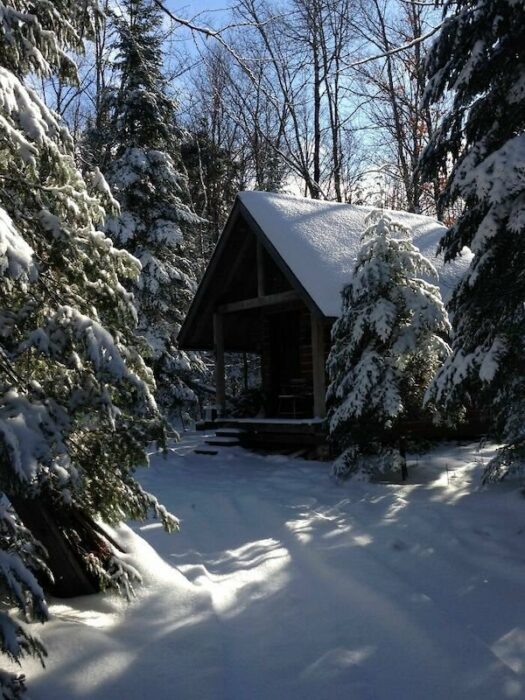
xmin=43 ymin=0 xmax=446 ymax=274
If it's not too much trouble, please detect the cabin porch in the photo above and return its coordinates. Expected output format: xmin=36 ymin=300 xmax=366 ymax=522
xmin=177 ymin=195 xmax=335 ymax=428
xmin=213 ymin=302 xmax=331 ymax=421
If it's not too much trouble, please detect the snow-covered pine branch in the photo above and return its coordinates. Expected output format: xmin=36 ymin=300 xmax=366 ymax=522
xmin=0 ymin=495 xmax=50 ymax=697
xmin=420 ymin=0 xmax=525 ymax=480
xmin=327 ymin=209 xmax=450 ymax=479
xmin=0 ymin=1 xmax=179 ymax=692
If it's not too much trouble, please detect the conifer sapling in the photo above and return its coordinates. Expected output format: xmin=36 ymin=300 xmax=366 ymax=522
xmin=327 ymin=210 xmax=450 ymax=479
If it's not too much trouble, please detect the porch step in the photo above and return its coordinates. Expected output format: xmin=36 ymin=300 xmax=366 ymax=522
xmin=215 ymin=428 xmax=245 ymax=438
xmin=205 ymin=437 xmax=241 ymax=447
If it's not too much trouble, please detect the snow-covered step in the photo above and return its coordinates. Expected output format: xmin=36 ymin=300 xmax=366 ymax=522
xmin=194 ymin=447 xmax=219 ymax=456
xmin=215 ymin=428 xmax=245 ymax=438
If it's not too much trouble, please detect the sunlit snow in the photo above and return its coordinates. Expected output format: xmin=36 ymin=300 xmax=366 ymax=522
xmin=12 ymin=434 xmax=525 ymax=700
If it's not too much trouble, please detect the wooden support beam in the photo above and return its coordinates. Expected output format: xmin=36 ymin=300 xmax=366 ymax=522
xmin=184 ymin=231 xmax=252 ymax=348
xmin=218 ymin=290 xmax=299 ymax=314
xmin=243 ymin=351 xmax=248 ymax=390
xmin=257 ymin=239 xmax=265 ymax=297
xmin=213 ymin=312 xmax=226 ymax=416
xmin=311 ymin=312 xmax=326 ymax=418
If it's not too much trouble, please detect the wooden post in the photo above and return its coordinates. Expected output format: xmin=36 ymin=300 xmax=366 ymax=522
xmin=399 ymin=436 xmax=408 ymax=481
xmin=256 ymin=239 xmax=265 ymax=297
xmin=213 ymin=312 xmax=226 ymax=416
xmin=243 ymin=351 xmax=249 ymax=390
xmin=310 ymin=312 xmax=326 ymax=418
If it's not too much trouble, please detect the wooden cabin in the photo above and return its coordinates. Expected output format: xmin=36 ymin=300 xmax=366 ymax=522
xmin=178 ymin=192 xmax=469 ymax=444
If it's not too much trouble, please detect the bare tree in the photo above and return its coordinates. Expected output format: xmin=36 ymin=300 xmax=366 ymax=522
xmin=353 ymin=0 xmax=444 ymax=215
xmin=222 ymin=0 xmax=365 ymax=200
xmin=143 ymin=0 xmax=451 ymax=210
xmin=35 ymin=1 xmax=114 ymax=145
xmin=183 ymin=47 xmax=245 ymax=253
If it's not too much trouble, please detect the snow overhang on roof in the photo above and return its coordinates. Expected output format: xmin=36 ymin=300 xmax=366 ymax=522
xmin=237 ymin=191 xmax=471 ymax=316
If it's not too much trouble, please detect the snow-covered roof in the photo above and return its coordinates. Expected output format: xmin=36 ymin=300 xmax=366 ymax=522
xmin=238 ymin=191 xmax=470 ymax=316
xmin=179 ymin=191 xmax=471 ymax=351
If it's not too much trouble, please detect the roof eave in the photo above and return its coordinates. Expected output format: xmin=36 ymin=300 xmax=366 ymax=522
xmin=178 ymin=200 xmax=242 ymax=349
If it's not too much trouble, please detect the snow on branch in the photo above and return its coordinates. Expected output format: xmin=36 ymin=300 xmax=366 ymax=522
xmin=344 ymin=22 xmax=444 ymax=70
xmin=22 ymin=306 xmax=157 ymax=412
xmin=0 ymin=208 xmax=37 ymax=283
xmin=0 ymin=390 xmax=70 ymax=484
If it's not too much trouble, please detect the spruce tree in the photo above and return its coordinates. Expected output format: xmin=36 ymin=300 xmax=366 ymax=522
xmin=0 ymin=1 xmax=176 ymax=691
xmin=420 ymin=1 xmax=525 ymax=480
xmin=327 ymin=210 xmax=450 ymax=479
xmin=102 ymin=0 xmax=204 ymax=418
xmin=181 ymin=125 xmax=241 ymax=261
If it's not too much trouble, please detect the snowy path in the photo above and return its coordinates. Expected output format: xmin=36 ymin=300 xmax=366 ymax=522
xmin=20 ymin=435 xmax=525 ymax=699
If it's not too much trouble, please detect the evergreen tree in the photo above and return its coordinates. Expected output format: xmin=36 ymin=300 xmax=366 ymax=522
xmin=181 ymin=124 xmax=241 ymax=262
xmin=102 ymin=0 xmax=204 ymax=418
xmin=0 ymin=1 xmax=176 ymax=691
xmin=327 ymin=210 xmax=450 ymax=479
xmin=420 ymin=1 xmax=525 ymax=480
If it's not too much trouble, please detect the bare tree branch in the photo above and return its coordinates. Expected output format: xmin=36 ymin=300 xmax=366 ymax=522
xmin=343 ymin=21 xmax=442 ymax=69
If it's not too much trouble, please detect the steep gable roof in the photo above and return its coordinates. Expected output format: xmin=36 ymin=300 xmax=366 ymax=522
xmin=179 ymin=191 xmax=471 ymax=350
xmin=237 ymin=191 xmax=470 ymax=316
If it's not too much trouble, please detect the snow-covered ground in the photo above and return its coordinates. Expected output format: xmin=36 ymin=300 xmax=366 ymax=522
xmin=17 ymin=434 xmax=525 ymax=699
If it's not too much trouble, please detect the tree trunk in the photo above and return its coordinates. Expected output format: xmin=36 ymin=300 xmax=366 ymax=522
xmin=10 ymin=497 xmax=104 ymax=598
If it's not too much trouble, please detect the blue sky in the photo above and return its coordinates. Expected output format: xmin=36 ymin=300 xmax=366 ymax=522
xmin=168 ymin=0 xmax=233 ymax=27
